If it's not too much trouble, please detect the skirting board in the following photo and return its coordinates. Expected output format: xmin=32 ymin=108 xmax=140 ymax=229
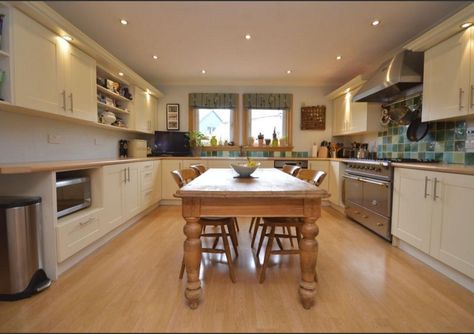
xmin=57 ymin=203 xmax=159 ymax=277
xmin=393 ymin=237 xmax=474 ymax=293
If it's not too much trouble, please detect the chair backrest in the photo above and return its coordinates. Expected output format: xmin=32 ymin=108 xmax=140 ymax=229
xmin=190 ymin=164 xmax=207 ymax=176
xmin=282 ymin=164 xmax=301 ymax=176
xmin=171 ymin=168 xmax=197 ymax=188
xmin=295 ymin=169 xmax=327 ymax=186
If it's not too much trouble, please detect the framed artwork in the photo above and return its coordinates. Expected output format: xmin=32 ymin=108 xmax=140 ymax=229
xmin=300 ymin=105 xmax=326 ymax=130
xmin=166 ymin=103 xmax=180 ymax=130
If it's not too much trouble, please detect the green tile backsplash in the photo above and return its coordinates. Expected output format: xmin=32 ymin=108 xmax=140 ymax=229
xmin=377 ymin=120 xmax=471 ymax=165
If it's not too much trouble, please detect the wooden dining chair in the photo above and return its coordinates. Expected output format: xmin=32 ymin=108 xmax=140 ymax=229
xmin=248 ymin=164 xmax=301 ymax=236
xmin=257 ymin=170 xmax=327 ymax=283
xmin=172 ymin=168 xmax=239 ymax=283
xmin=190 ymin=164 xmax=207 ymax=176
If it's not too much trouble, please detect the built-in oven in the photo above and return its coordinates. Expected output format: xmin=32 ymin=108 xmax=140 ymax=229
xmin=56 ymin=176 xmax=91 ymax=218
xmin=273 ymin=159 xmax=308 ymax=169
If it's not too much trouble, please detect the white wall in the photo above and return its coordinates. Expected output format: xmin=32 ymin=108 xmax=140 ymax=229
xmin=156 ymin=85 xmax=333 ymax=153
xmin=0 ymin=110 xmax=150 ymax=164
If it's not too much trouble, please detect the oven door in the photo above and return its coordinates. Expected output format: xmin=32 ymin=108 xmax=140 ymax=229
xmin=343 ymin=174 xmax=391 ymax=217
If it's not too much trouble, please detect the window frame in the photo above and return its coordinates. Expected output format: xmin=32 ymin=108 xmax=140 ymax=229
xmin=188 ymin=106 xmax=240 ymax=145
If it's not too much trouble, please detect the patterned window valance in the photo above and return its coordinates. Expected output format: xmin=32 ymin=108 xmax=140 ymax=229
xmin=243 ymin=93 xmax=293 ymax=109
xmin=189 ymin=93 xmax=238 ymax=109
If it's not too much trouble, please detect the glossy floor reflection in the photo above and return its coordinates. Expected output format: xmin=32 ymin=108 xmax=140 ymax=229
xmin=0 ymin=205 xmax=473 ymax=332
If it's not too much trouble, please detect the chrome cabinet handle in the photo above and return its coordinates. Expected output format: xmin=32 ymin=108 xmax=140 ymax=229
xmin=123 ymin=168 xmax=127 ymax=183
xmin=61 ymin=90 xmax=66 ymax=110
xmin=424 ymin=176 xmax=430 ymax=198
xmin=79 ymin=217 xmax=95 ymax=226
xmin=343 ymin=174 xmax=389 ymax=187
xmin=471 ymin=85 xmax=474 ymax=108
xmin=69 ymin=93 xmax=74 ymax=112
xmin=433 ymin=177 xmax=439 ymax=201
xmin=127 ymin=167 xmax=131 ymax=182
xmin=459 ymin=88 xmax=464 ymax=111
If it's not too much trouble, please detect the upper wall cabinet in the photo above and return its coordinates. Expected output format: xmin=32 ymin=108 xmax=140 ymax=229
xmin=332 ymin=85 xmax=382 ymax=136
xmin=11 ymin=10 xmax=96 ymax=122
xmin=133 ymin=86 xmax=156 ymax=134
xmin=422 ymin=27 xmax=473 ymax=122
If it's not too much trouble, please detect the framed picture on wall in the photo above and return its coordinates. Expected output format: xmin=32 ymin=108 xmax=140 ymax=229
xmin=166 ymin=103 xmax=180 ymax=130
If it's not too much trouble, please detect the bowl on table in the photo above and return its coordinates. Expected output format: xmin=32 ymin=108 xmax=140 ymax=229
xmin=230 ymin=162 xmax=261 ymax=177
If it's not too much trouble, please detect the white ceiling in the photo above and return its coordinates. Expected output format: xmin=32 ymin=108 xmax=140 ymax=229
xmin=46 ymin=1 xmax=467 ymax=90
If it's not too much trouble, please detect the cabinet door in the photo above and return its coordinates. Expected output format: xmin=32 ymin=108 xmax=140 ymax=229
xmin=161 ymin=160 xmax=182 ymax=200
xmin=123 ymin=164 xmax=141 ymax=220
xmin=328 ymin=161 xmax=342 ymax=206
xmin=152 ymin=160 xmax=162 ymax=203
xmin=102 ymin=164 xmax=126 ymax=232
xmin=12 ymin=10 xmax=65 ymax=114
xmin=430 ymin=172 xmax=474 ymax=278
xmin=309 ymin=160 xmax=329 ymax=191
xmin=133 ymin=86 xmax=153 ymax=133
xmin=64 ymin=46 xmax=97 ymax=121
xmin=391 ymin=168 xmax=433 ymax=253
xmin=332 ymin=95 xmax=346 ymax=135
xmin=349 ymin=101 xmax=368 ymax=134
xmin=422 ymin=29 xmax=471 ymax=122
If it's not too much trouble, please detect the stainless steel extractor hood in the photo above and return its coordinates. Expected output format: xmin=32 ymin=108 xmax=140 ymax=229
xmin=353 ymin=50 xmax=424 ymax=104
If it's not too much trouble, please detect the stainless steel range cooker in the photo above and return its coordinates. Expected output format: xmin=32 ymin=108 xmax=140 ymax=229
xmin=343 ymin=158 xmax=438 ymax=241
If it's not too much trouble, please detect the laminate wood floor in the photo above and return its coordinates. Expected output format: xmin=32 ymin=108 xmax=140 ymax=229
xmin=0 ymin=206 xmax=473 ymax=332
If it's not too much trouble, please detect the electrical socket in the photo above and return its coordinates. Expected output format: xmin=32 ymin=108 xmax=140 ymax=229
xmin=48 ymin=134 xmax=61 ymax=144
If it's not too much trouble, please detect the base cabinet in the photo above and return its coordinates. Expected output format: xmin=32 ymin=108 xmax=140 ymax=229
xmin=392 ymin=168 xmax=474 ymax=278
xmin=328 ymin=161 xmax=345 ymax=206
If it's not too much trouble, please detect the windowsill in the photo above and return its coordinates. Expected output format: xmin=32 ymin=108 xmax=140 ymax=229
xmin=201 ymin=145 xmax=294 ymax=152
xmin=202 ymin=145 xmax=241 ymax=151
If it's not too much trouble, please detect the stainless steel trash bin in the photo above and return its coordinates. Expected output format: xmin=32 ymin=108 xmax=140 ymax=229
xmin=0 ymin=196 xmax=51 ymax=301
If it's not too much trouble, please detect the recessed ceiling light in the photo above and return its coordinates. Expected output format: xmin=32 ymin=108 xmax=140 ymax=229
xmin=461 ymin=22 xmax=473 ymax=29
xmin=152 ymin=55 xmax=158 ymax=60
xmin=371 ymin=20 xmax=380 ymax=26
xmin=245 ymin=34 xmax=252 ymax=40
xmin=336 ymin=55 xmax=342 ymax=60
xmin=62 ymin=35 xmax=73 ymax=41
xmin=286 ymin=70 xmax=292 ymax=74
xmin=118 ymin=72 xmax=124 ymax=76
xmin=201 ymin=69 xmax=206 ymax=74
xmin=120 ymin=19 xmax=128 ymax=25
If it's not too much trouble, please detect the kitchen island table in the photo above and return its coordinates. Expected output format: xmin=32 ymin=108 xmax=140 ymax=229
xmin=174 ymin=168 xmax=328 ymax=309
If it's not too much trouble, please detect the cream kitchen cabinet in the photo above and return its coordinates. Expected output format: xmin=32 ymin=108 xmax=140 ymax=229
xmin=309 ymin=160 xmax=329 ymax=191
xmin=102 ymin=163 xmax=141 ymax=233
xmin=328 ymin=161 xmax=345 ymax=206
xmin=332 ymin=86 xmax=381 ymax=136
xmin=133 ymin=86 xmax=155 ymax=133
xmin=12 ymin=10 xmax=96 ymax=121
xmin=140 ymin=160 xmax=161 ymax=209
xmin=392 ymin=168 xmax=474 ymax=278
xmin=422 ymin=28 xmax=472 ymax=122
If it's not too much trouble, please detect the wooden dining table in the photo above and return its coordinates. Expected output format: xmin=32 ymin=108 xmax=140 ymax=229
xmin=174 ymin=168 xmax=328 ymax=310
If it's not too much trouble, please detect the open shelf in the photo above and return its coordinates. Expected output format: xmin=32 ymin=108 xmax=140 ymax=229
xmin=96 ymin=84 xmax=131 ymax=103
xmin=97 ymin=101 xmax=129 ymax=115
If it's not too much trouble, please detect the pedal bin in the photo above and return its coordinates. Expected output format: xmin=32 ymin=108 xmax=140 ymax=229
xmin=0 ymin=196 xmax=51 ymax=301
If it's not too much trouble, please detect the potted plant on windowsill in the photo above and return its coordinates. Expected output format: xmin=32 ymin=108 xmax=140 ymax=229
xmin=186 ymin=130 xmax=206 ymax=157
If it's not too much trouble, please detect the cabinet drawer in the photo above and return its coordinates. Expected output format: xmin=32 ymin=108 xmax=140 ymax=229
xmin=56 ymin=209 xmax=103 ymax=262
xmin=141 ymin=169 xmax=155 ymax=191
xmin=142 ymin=189 xmax=154 ymax=208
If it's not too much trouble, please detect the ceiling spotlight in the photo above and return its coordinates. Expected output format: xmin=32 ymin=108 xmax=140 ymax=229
xmin=461 ymin=22 xmax=473 ymax=29
xmin=286 ymin=70 xmax=292 ymax=74
xmin=118 ymin=72 xmax=124 ymax=76
xmin=62 ymin=35 xmax=73 ymax=41
xmin=152 ymin=55 xmax=158 ymax=60
xmin=120 ymin=19 xmax=128 ymax=25
xmin=201 ymin=69 xmax=206 ymax=74
xmin=371 ymin=20 xmax=380 ymax=26
xmin=336 ymin=55 xmax=342 ymax=60
xmin=245 ymin=34 xmax=252 ymax=40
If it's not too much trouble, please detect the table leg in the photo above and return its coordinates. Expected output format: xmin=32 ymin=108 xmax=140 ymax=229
xmin=299 ymin=217 xmax=319 ymax=309
xmin=183 ymin=217 xmax=202 ymax=309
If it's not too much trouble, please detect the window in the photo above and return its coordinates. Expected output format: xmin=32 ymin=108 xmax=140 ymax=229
xmin=249 ymin=109 xmax=287 ymax=140
xmin=196 ymin=108 xmax=233 ymax=142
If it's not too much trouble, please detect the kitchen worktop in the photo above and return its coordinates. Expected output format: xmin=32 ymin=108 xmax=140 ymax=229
xmin=1 ymin=156 xmax=473 ymax=175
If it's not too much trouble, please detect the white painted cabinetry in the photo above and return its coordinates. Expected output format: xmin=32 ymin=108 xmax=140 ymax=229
xmin=12 ymin=10 xmax=96 ymax=121
xmin=422 ymin=28 xmax=473 ymax=122
xmin=392 ymin=168 xmax=474 ymax=278
xmin=133 ymin=86 xmax=155 ymax=133
xmin=328 ymin=161 xmax=345 ymax=207
xmin=332 ymin=86 xmax=382 ymax=136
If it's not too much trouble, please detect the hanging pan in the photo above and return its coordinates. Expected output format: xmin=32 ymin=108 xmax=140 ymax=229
xmin=406 ymin=117 xmax=429 ymax=142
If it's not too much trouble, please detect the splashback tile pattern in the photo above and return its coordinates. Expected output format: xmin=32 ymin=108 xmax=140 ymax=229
xmin=377 ymin=120 xmax=470 ymax=164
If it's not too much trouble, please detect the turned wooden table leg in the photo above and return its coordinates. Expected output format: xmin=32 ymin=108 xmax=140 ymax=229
xmin=299 ymin=217 xmax=319 ymax=309
xmin=183 ymin=217 xmax=202 ymax=309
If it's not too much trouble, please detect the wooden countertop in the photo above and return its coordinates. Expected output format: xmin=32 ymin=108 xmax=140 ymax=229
xmin=1 ymin=156 xmax=473 ymax=176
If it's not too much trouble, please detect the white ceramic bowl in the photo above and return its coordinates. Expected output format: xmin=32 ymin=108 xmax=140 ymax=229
xmin=230 ymin=162 xmax=260 ymax=177
xmin=102 ymin=111 xmax=116 ymax=125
